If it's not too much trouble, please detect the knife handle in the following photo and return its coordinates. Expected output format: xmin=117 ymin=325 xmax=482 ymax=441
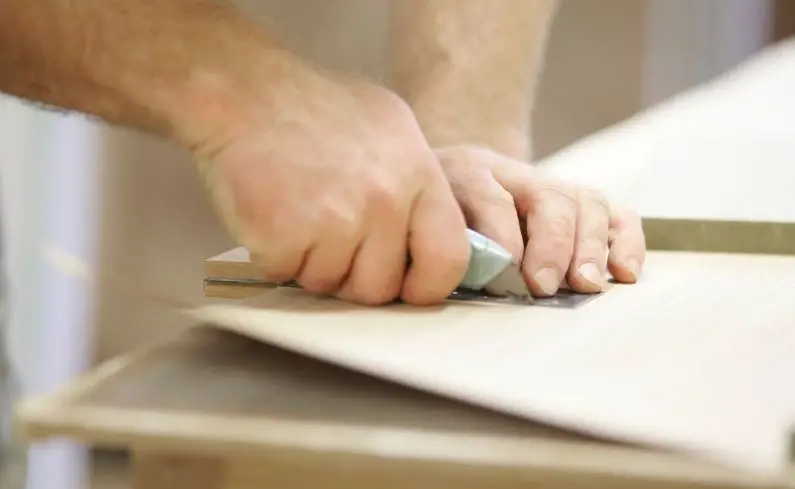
xmin=459 ymin=229 xmax=515 ymax=291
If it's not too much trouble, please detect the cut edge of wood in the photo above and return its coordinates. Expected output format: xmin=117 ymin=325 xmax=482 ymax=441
xmin=204 ymin=219 xmax=795 ymax=281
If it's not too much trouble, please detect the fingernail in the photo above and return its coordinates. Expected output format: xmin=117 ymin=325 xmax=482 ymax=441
xmin=532 ymin=267 xmax=560 ymax=296
xmin=577 ymin=263 xmax=604 ymax=290
xmin=624 ymin=258 xmax=640 ymax=280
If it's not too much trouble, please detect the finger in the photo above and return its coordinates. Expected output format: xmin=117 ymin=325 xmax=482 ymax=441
xmin=566 ymin=188 xmax=610 ymax=293
xmin=250 ymin=248 xmax=306 ymax=284
xmin=336 ymin=220 xmax=409 ymax=306
xmin=462 ymin=187 xmax=524 ymax=265
xmin=401 ymin=169 xmax=470 ymax=306
xmin=333 ymin=171 xmax=410 ymax=306
xmin=607 ymin=204 xmax=646 ymax=283
xmin=487 ymin=161 xmax=576 ymax=296
xmin=516 ymin=179 xmax=578 ymax=297
xmin=445 ymin=164 xmax=524 ymax=264
xmin=336 ymin=234 xmax=407 ymax=306
xmin=239 ymin=205 xmax=312 ymax=285
xmin=296 ymin=221 xmax=361 ymax=295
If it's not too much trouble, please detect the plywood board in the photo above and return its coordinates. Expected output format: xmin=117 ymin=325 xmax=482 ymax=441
xmin=192 ymin=251 xmax=795 ymax=477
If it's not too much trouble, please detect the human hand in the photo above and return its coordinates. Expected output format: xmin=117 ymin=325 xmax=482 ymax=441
xmin=193 ymin=64 xmax=470 ymax=306
xmin=435 ymin=146 xmax=646 ymax=297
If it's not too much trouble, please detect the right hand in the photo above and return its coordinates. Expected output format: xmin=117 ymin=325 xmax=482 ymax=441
xmin=193 ymin=63 xmax=471 ymax=306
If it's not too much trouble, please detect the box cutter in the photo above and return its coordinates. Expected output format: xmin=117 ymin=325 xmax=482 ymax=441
xmin=451 ymin=229 xmax=535 ymax=304
xmin=210 ymin=229 xmax=536 ymax=305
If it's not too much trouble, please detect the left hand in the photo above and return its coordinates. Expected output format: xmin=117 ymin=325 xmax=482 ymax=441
xmin=435 ymin=146 xmax=646 ymax=297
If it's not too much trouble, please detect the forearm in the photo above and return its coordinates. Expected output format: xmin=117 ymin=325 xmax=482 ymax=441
xmin=0 ymin=0 xmax=298 ymax=149
xmin=388 ymin=0 xmax=558 ymax=160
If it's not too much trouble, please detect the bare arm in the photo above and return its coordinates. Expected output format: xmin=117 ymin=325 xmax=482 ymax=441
xmin=0 ymin=0 xmax=305 ymax=150
xmin=388 ymin=0 xmax=558 ymax=160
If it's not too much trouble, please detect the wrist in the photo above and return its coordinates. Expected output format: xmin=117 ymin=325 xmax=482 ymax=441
xmin=407 ymin=83 xmax=532 ymax=160
xmin=421 ymin=123 xmax=531 ymax=162
xmin=395 ymin=68 xmax=531 ymax=161
xmin=157 ymin=45 xmax=310 ymax=154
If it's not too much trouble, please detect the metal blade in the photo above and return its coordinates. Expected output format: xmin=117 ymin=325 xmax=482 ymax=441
xmin=483 ymin=264 xmax=534 ymax=301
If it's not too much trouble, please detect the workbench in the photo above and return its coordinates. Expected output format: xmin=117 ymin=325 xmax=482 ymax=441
xmin=17 ymin=323 xmax=795 ymax=489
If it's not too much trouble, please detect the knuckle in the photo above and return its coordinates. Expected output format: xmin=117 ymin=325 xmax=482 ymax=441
xmin=444 ymin=165 xmax=488 ymax=197
xmin=364 ymin=173 xmax=405 ymax=214
xmin=518 ymin=180 xmax=574 ymax=218
xmin=578 ymin=188 xmax=611 ymax=216
xmin=369 ymin=89 xmax=416 ymax=122
xmin=526 ymin=225 xmax=575 ymax=269
xmin=458 ymin=176 xmax=514 ymax=211
xmin=434 ymin=147 xmax=469 ymax=175
xmin=435 ymin=145 xmax=496 ymax=166
xmin=542 ymin=213 xmax=577 ymax=240
xmin=372 ymin=86 xmax=408 ymax=108
xmin=532 ymin=238 xmax=573 ymax=266
xmin=579 ymin=209 xmax=610 ymax=239
xmin=534 ymin=182 xmax=578 ymax=206
xmin=577 ymin=236 xmax=609 ymax=257
xmin=325 ymin=206 xmax=360 ymax=237
xmin=465 ymin=188 xmax=516 ymax=230
xmin=575 ymin=189 xmax=612 ymax=243
xmin=415 ymin=150 xmax=445 ymax=176
xmin=613 ymin=204 xmax=643 ymax=229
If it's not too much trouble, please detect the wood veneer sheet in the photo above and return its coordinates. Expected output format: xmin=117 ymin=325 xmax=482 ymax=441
xmin=188 ymin=251 xmax=795 ymax=476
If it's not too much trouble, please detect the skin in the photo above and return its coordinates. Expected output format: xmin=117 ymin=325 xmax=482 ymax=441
xmin=389 ymin=0 xmax=559 ymax=161
xmin=0 ymin=0 xmax=645 ymax=305
xmin=390 ymin=0 xmax=645 ymax=295
xmin=435 ymin=147 xmax=644 ymax=295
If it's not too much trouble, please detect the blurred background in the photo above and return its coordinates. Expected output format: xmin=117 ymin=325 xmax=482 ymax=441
xmin=1 ymin=0 xmax=793 ymax=487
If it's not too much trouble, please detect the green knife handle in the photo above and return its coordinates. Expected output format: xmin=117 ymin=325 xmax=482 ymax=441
xmin=459 ymin=229 xmax=515 ymax=291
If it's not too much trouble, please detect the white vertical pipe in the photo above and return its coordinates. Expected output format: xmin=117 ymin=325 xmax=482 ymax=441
xmin=23 ymin=112 xmax=101 ymax=489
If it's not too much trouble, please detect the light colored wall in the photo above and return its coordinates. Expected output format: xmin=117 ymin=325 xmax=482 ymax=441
xmin=233 ymin=0 xmax=649 ymax=158
xmin=535 ymin=0 xmax=647 ymax=157
xmin=94 ymin=0 xmax=651 ymax=359
xmin=643 ymin=0 xmax=774 ymax=106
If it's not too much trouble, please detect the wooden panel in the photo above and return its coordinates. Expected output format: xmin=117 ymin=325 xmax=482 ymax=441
xmin=204 ymin=247 xmax=255 ymax=281
xmin=17 ymin=328 xmax=792 ymax=488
